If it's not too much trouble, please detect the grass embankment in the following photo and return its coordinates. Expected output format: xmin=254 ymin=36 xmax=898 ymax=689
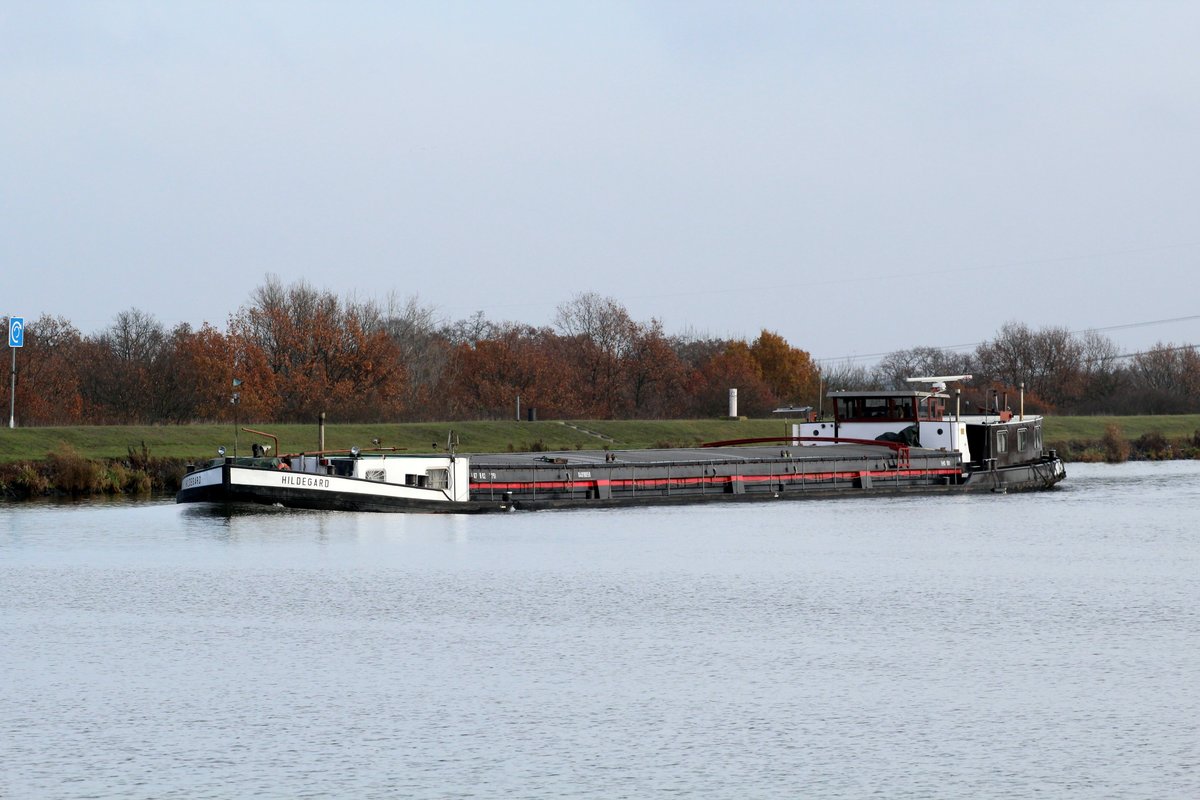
xmin=0 ymin=418 xmax=784 ymax=499
xmin=0 ymin=418 xmax=786 ymax=464
xmin=1044 ymin=415 xmax=1200 ymax=462
xmin=1 ymin=415 xmax=1197 ymax=499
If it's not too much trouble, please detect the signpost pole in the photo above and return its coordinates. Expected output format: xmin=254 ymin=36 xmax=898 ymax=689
xmin=7 ymin=316 xmax=22 ymax=429
xmin=231 ymin=378 xmax=242 ymax=458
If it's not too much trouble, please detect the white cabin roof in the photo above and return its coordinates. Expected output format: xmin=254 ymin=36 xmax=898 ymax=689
xmin=826 ymin=389 xmax=950 ymax=399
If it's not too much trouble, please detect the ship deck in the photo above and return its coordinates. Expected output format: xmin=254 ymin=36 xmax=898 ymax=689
xmin=467 ymin=443 xmax=936 ymax=469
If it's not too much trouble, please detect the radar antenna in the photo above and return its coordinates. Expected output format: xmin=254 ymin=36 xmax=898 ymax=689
xmin=905 ymin=374 xmax=973 ymax=394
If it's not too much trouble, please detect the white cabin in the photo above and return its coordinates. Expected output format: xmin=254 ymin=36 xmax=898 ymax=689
xmin=289 ymin=453 xmax=471 ymax=502
xmin=793 ymin=389 xmax=972 ymax=463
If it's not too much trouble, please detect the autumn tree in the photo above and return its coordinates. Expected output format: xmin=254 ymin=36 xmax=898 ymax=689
xmin=553 ymin=292 xmax=639 ymax=418
xmin=231 ymin=276 xmax=407 ymax=422
xmin=10 ymin=315 xmax=85 ymax=425
xmin=669 ymin=332 xmax=730 ymax=372
xmin=748 ymin=330 xmax=821 ymax=407
xmin=623 ymin=319 xmax=689 ymax=418
xmin=146 ymin=323 xmax=278 ymax=423
xmin=445 ymin=323 xmax=577 ymax=419
xmin=686 ymin=341 xmax=776 ymax=417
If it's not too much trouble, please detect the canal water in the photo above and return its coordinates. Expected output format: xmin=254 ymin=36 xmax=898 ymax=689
xmin=2 ymin=461 xmax=1198 ymax=798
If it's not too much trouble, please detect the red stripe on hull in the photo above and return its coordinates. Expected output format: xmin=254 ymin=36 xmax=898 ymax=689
xmin=471 ymin=468 xmax=962 ymax=492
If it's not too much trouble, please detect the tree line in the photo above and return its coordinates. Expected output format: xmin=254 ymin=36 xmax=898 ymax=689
xmin=3 ymin=277 xmax=1197 ymax=426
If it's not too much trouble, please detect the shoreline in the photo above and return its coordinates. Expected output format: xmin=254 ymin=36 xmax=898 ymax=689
xmin=1 ymin=418 xmax=1197 ymax=500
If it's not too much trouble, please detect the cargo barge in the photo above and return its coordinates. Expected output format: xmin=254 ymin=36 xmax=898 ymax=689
xmin=177 ymin=378 xmax=1066 ymax=513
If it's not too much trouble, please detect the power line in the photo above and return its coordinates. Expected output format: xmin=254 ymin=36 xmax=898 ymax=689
xmin=1103 ymin=342 xmax=1199 ymax=363
xmin=815 ymin=313 xmax=1200 ymax=365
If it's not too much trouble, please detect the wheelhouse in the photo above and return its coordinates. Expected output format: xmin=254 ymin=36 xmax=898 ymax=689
xmin=832 ymin=391 xmax=948 ymax=423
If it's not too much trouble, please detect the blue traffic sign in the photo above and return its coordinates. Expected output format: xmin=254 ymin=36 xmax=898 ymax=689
xmin=8 ymin=317 xmax=23 ymax=348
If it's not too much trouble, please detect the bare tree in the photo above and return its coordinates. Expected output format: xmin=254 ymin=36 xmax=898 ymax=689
xmin=553 ymin=292 xmax=638 ymax=417
xmin=79 ymin=308 xmax=167 ymax=423
xmin=1127 ymin=343 xmax=1200 ymax=413
xmin=444 ymin=310 xmax=497 ymax=347
xmin=1073 ymin=330 xmax=1125 ymax=413
xmin=873 ymin=346 xmax=975 ymax=390
xmin=974 ymin=322 xmax=1084 ymax=410
xmin=380 ymin=294 xmax=453 ymax=419
xmin=820 ymin=360 xmax=879 ymax=392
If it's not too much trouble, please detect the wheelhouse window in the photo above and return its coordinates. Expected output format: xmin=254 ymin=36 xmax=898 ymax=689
xmin=892 ymin=397 xmax=916 ymax=419
xmin=862 ymin=398 xmax=889 ymax=418
xmin=1017 ymin=428 xmax=1028 ymax=451
xmin=996 ymin=429 xmax=1008 ymax=454
xmin=1035 ymin=425 xmax=1043 ymax=450
xmin=835 ymin=396 xmax=919 ymax=421
xmin=917 ymin=397 xmax=946 ymax=420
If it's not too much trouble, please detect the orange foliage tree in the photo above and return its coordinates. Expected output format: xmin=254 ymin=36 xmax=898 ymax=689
xmin=4 ymin=281 xmax=851 ymax=425
xmin=748 ymin=330 xmax=821 ymax=407
xmin=11 ymin=315 xmax=85 ymax=425
xmin=552 ymin=292 xmax=637 ymax=418
xmin=686 ymin=341 xmax=777 ymax=417
xmin=231 ymin=277 xmax=406 ymax=422
xmin=623 ymin=319 xmax=689 ymax=418
xmin=154 ymin=323 xmax=278 ymax=423
xmin=445 ymin=324 xmax=579 ymax=419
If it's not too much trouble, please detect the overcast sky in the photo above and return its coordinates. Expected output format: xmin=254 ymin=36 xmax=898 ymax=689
xmin=3 ymin=1 xmax=1199 ymax=364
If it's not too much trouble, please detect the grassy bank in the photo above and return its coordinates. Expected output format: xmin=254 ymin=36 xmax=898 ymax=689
xmin=0 ymin=418 xmax=783 ymax=499
xmin=0 ymin=418 xmax=786 ymax=464
xmin=1044 ymin=415 xmax=1200 ymax=462
xmin=1 ymin=415 xmax=1197 ymax=499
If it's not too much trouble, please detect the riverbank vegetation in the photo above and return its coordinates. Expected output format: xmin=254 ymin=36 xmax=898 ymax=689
xmin=1 ymin=416 xmax=1197 ymax=500
xmin=4 ymin=277 xmax=1199 ymax=497
xmin=3 ymin=277 xmax=1199 ymax=430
